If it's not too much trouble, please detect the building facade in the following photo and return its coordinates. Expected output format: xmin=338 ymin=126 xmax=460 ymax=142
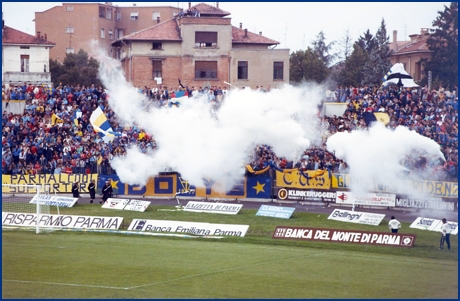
xmin=2 ymin=23 xmax=55 ymax=85
xmin=390 ymin=28 xmax=432 ymax=82
xmin=111 ymin=3 xmax=290 ymax=89
xmin=34 ymin=2 xmax=181 ymax=62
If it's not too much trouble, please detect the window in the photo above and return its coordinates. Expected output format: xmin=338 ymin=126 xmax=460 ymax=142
xmin=20 ymin=46 xmax=30 ymax=49
xmin=66 ymin=47 xmax=74 ymax=54
xmin=130 ymin=12 xmax=139 ymax=21
xmin=152 ymin=60 xmax=162 ymax=78
xmin=152 ymin=42 xmax=162 ymax=50
xmin=195 ymin=32 xmax=218 ymax=48
xmin=99 ymin=7 xmax=105 ymax=18
xmin=116 ymin=11 xmax=122 ymax=21
xmin=152 ymin=11 xmax=160 ymax=20
xmin=65 ymin=26 xmax=74 ymax=34
xmin=195 ymin=61 xmax=218 ymax=79
xmin=108 ymin=30 xmax=113 ymax=40
xmin=65 ymin=6 xmax=74 ymax=11
xmin=101 ymin=28 xmax=105 ymax=39
xmin=117 ymin=29 xmax=124 ymax=39
xmin=237 ymin=61 xmax=248 ymax=80
xmin=107 ymin=8 xmax=112 ymax=20
xmin=273 ymin=62 xmax=284 ymax=80
xmin=20 ymin=55 xmax=29 ymax=73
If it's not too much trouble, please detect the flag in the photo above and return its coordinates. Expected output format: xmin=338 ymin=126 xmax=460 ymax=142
xmin=51 ymin=113 xmax=63 ymax=126
xmin=373 ymin=112 xmax=390 ymax=125
xmin=89 ymin=107 xmax=120 ymax=143
xmin=363 ymin=112 xmax=390 ymax=126
xmin=169 ymin=90 xmax=189 ymax=107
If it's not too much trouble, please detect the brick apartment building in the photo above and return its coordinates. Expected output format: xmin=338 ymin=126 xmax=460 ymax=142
xmin=390 ymin=28 xmax=433 ymax=82
xmin=34 ymin=2 xmax=181 ymax=62
xmin=111 ymin=3 xmax=290 ymax=89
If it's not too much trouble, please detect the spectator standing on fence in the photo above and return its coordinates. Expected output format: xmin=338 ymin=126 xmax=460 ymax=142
xmin=439 ymin=218 xmax=451 ymax=250
xmin=87 ymin=179 xmax=96 ymax=203
xmin=388 ymin=216 xmax=401 ymax=233
xmin=100 ymin=180 xmax=112 ymax=204
xmin=72 ymin=181 xmax=80 ymax=198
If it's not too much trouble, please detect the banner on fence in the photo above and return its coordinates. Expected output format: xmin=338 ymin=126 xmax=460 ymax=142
xmin=2 ymin=174 xmax=98 ymax=193
xmin=327 ymin=209 xmax=385 ymax=226
xmin=395 ymin=196 xmax=456 ymax=211
xmin=255 ymin=205 xmax=295 ymax=219
xmin=277 ymin=188 xmax=336 ymax=202
xmin=275 ymin=170 xmax=331 ymax=190
xmin=1 ymin=212 xmax=123 ymax=229
xmin=128 ymin=219 xmax=249 ymax=236
xmin=246 ymin=176 xmax=272 ymax=199
xmin=272 ymin=226 xmax=416 ymax=247
xmin=336 ymin=191 xmax=396 ymax=207
xmin=331 ymin=174 xmax=457 ymax=199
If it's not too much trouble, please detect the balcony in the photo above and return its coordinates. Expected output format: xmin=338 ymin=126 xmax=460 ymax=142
xmin=3 ymin=72 xmax=51 ymax=85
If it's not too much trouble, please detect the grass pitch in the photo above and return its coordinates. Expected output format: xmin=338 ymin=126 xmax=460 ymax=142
xmin=2 ymin=205 xmax=458 ymax=298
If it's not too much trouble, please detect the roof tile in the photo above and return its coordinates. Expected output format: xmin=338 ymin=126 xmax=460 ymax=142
xmin=2 ymin=26 xmax=55 ymax=45
xmin=232 ymin=27 xmax=279 ymax=45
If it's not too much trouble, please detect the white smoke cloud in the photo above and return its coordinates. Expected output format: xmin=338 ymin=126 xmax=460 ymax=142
xmin=326 ymin=122 xmax=446 ymax=198
xmin=94 ymin=52 xmax=323 ymax=188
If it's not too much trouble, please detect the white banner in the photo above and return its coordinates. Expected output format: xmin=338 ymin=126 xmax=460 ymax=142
xmin=102 ymin=198 xmax=151 ymax=212
xmin=128 ymin=219 xmax=249 ymax=236
xmin=123 ymin=200 xmax=151 ymax=212
xmin=432 ymin=220 xmax=458 ymax=235
xmin=410 ymin=217 xmax=458 ymax=235
xmin=102 ymin=198 xmax=129 ymax=210
xmin=336 ymin=192 xmax=396 ymax=207
xmin=30 ymin=195 xmax=78 ymax=207
xmin=2 ymin=212 xmax=123 ymax=229
xmin=183 ymin=201 xmax=243 ymax=215
xmin=327 ymin=209 xmax=386 ymax=226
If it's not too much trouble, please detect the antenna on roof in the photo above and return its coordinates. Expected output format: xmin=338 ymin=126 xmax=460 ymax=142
xmin=284 ymin=24 xmax=288 ymax=48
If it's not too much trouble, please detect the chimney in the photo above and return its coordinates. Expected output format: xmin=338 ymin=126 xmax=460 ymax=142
xmin=392 ymin=30 xmax=397 ymax=50
xmin=259 ymin=31 xmax=262 ymax=36
xmin=244 ymin=29 xmax=247 ymax=38
xmin=216 ymin=2 xmax=219 ymax=8
xmin=157 ymin=17 xmax=160 ymax=23
xmin=44 ymin=34 xmax=47 ymax=41
xmin=239 ymin=23 xmax=242 ymax=29
xmin=36 ymin=31 xmax=41 ymax=39
xmin=188 ymin=2 xmax=191 ymax=9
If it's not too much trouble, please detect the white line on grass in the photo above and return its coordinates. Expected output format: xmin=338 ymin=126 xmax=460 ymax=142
xmin=3 ymin=279 xmax=126 ymax=290
xmin=126 ymin=252 xmax=322 ymax=290
xmin=2 ymin=243 xmax=67 ymax=249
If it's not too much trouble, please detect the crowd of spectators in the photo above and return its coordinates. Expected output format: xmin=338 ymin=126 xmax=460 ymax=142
xmin=248 ymin=84 xmax=458 ymax=181
xmin=2 ymin=81 xmax=458 ymax=182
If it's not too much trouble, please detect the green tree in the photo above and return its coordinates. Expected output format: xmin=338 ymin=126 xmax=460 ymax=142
xmin=289 ymin=48 xmax=329 ymax=84
xmin=338 ymin=43 xmax=369 ymax=86
xmin=361 ymin=19 xmax=392 ymax=87
xmin=50 ymin=49 xmax=102 ymax=87
xmin=357 ymin=29 xmax=376 ymax=54
xmin=312 ymin=31 xmax=336 ymax=67
xmin=423 ymin=2 xmax=458 ymax=88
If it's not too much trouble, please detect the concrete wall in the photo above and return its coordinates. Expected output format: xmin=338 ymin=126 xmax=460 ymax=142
xmin=2 ymin=45 xmax=52 ymax=84
xmin=229 ymin=48 xmax=290 ymax=89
